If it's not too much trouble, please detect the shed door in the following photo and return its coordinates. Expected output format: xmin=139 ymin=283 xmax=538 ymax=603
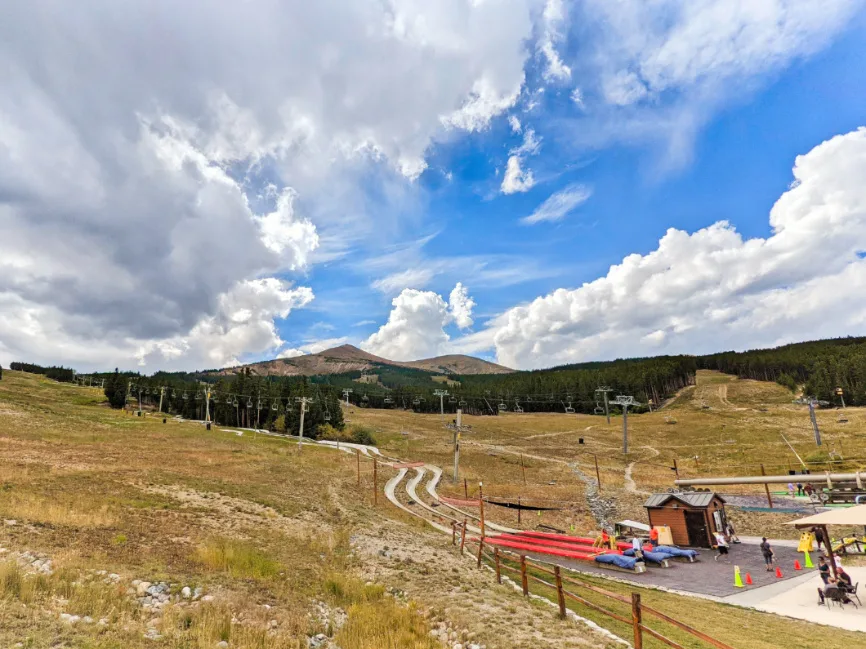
xmin=684 ymin=511 xmax=710 ymax=547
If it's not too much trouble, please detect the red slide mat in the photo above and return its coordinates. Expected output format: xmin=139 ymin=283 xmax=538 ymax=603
xmin=482 ymin=536 xmax=602 ymax=561
xmin=495 ymin=534 xmax=622 ymax=555
xmin=517 ymin=530 xmax=631 ymax=551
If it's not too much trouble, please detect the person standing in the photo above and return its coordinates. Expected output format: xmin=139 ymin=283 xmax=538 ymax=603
xmin=796 ymin=482 xmax=804 ymax=496
xmin=818 ymin=556 xmax=831 ymax=584
xmin=649 ymin=526 xmax=659 ymax=548
xmin=714 ymin=531 xmax=730 ymax=561
xmin=760 ymin=537 xmax=775 ymax=571
xmin=787 ymin=482 xmax=795 ymax=497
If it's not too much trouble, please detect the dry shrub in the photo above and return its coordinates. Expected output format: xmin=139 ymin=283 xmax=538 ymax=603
xmin=334 ymin=600 xmax=437 ymax=649
xmin=194 ymin=538 xmax=280 ymax=579
xmin=0 ymin=491 xmax=116 ymax=528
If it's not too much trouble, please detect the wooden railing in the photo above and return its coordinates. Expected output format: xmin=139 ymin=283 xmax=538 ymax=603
xmin=451 ymin=522 xmax=735 ymax=649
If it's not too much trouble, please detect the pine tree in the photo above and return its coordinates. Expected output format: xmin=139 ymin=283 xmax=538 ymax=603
xmin=104 ymin=369 xmax=127 ymax=409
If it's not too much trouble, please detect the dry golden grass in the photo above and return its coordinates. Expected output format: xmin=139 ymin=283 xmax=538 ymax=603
xmin=3 ymin=369 xmax=865 ymax=649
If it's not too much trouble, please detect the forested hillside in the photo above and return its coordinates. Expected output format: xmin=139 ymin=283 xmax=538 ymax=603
xmin=697 ymin=337 xmax=866 ymax=405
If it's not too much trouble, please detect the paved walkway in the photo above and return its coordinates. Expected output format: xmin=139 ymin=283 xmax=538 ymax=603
xmin=725 ymin=566 xmax=866 ymax=632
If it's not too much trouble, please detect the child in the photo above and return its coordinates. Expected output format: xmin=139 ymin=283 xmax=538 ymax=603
xmin=714 ymin=531 xmax=730 ymax=561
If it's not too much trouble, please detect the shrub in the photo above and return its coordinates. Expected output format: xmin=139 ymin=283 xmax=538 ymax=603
xmin=317 ymin=424 xmax=376 ymax=446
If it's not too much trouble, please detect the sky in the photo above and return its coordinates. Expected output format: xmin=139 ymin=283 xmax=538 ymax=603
xmin=2 ymin=1 xmax=866 ymax=373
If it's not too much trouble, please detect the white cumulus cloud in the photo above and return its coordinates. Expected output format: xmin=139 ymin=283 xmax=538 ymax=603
xmin=362 ymin=283 xmax=476 ymax=360
xmin=491 ymin=126 xmax=866 ymax=368
xmin=501 ymin=156 xmax=536 ymax=194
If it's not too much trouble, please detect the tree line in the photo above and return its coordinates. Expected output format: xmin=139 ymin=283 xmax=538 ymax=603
xmin=9 ymin=362 xmax=75 ymax=382
xmin=697 ymin=336 xmax=866 ymax=406
xmin=100 ymin=367 xmax=345 ymax=437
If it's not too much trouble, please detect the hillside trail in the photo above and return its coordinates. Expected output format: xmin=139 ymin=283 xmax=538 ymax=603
xmin=623 ymin=445 xmax=659 ymax=496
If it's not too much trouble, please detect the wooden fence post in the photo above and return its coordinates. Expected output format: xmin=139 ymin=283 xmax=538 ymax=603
xmin=464 ymin=478 xmax=468 ymax=498
xmin=460 ymin=519 xmax=467 ymax=555
xmin=477 ymin=535 xmax=484 ymax=567
xmin=673 ymin=458 xmax=679 ymax=478
xmin=760 ymin=464 xmax=773 ymax=509
xmin=356 ymin=449 xmax=361 ymax=486
xmin=479 ymin=482 xmax=486 ymax=538
xmin=554 ymin=566 xmax=566 ymax=619
xmin=631 ymin=593 xmax=643 ymax=649
xmin=517 ymin=496 xmax=522 ymax=526
xmin=594 ymin=454 xmax=601 ymax=489
xmin=521 ymin=454 xmax=527 ymax=485
xmin=520 ymin=555 xmax=528 ymax=596
xmin=494 ymin=548 xmax=501 ymax=584
xmin=452 ymin=522 xmax=457 ymax=546
xmin=373 ymin=457 xmax=378 ymax=506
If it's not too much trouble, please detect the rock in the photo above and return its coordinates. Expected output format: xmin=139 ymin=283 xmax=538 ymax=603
xmin=308 ymin=634 xmax=329 ymax=648
xmin=181 ymin=586 xmax=192 ymax=598
xmin=202 ymin=595 xmax=215 ymax=602
xmin=108 ymin=573 xmax=120 ymax=582
xmin=82 ymin=616 xmax=94 ymax=624
xmin=216 ymin=642 xmax=229 ymax=648
xmin=98 ymin=618 xmax=109 ymax=626
xmin=4 ymin=519 xmax=16 ymax=526
xmin=453 ymin=645 xmax=463 ymax=649
xmin=137 ymin=581 xmax=152 ymax=596
xmin=144 ymin=627 xmax=162 ymax=641
xmin=193 ymin=587 xmax=203 ymax=600
xmin=269 ymin=619 xmax=278 ymax=628
xmin=59 ymin=613 xmax=81 ymax=624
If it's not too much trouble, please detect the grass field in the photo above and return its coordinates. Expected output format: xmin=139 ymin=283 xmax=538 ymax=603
xmin=1 ymin=369 xmax=864 ymax=648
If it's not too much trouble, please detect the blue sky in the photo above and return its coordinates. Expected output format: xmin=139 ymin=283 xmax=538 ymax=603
xmin=278 ymin=8 xmax=866 ymax=366
xmin=3 ymin=1 xmax=866 ymax=372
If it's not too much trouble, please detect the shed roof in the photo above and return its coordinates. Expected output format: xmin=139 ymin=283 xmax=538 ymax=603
xmin=644 ymin=492 xmax=725 ymax=508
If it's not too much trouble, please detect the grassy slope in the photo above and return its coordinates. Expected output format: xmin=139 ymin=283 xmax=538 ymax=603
xmin=346 ymin=370 xmax=866 ymax=649
xmin=0 ymin=371 xmax=616 ymax=649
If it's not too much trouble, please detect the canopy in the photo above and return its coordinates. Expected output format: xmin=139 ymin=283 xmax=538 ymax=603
xmin=786 ymin=505 xmax=866 ymax=527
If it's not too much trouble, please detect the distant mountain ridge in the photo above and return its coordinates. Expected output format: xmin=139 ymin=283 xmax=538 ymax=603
xmin=214 ymin=344 xmax=514 ymax=377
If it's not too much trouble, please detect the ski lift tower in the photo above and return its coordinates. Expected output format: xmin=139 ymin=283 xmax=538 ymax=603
xmin=611 ymin=395 xmax=641 ymax=454
xmin=433 ymin=389 xmax=449 ymax=416
xmin=796 ymin=396 xmax=830 ymax=446
xmin=342 ymin=388 xmax=353 ymax=407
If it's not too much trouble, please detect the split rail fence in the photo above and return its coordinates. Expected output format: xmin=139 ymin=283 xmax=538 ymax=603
xmin=451 ymin=521 xmax=735 ymax=649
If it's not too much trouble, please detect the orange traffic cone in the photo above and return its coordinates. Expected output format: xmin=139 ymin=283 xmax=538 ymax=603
xmin=745 ymin=573 xmax=753 ymax=585
xmin=775 ymin=566 xmax=783 ymax=578
xmin=794 ymin=559 xmax=802 ymax=571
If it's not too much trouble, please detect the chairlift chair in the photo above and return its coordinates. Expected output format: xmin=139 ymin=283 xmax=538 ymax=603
xmin=246 ymin=397 xmax=253 ymax=409
xmin=513 ymin=398 xmax=523 ymax=413
xmin=565 ymin=401 xmax=575 ymax=414
xmin=458 ymin=399 xmax=467 ymax=407
xmin=271 ymin=399 xmax=278 ymax=411
xmin=182 ymin=391 xmax=188 ymax=401
xmin=449 ymin=396 xmax=457 ymax=404
xmin=413 ymin=398 xmax=420 ymax=406
xmin=594 ymin=401 xmax=604 ymax=415
xmin=384 ymin=396 xmax=393 ymax=404
xmin=232 ymin=398 xmax=239 ymax=407
xmin=195 ymin=392 xmax=202 ymax=401
xmin=498 ymin=402 xmax=507 ymax=412
xmin=324 ymin=410 xmax=331 ymax=421
xmin=362 ymin=394 xmax=369 ymax=402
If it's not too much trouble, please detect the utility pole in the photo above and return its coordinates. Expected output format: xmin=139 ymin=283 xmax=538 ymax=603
xmin=445 ymin=409 xmax=471 ymax=483
xmin=342 ymin=388 xmax=353 ymax=407
xmin=596 ymin=387 xmax=613 ymax=425
xmin=158 ymin=387 xmax=165 ymax=414
xmin=296 ymin=397 xmax=314 ymax=450
xmin=204 ymin=386 xmax=213 ymax=424
xmin=611 ymin=395 xmax=640 ymax=454
xmin=434 ymin=389 xmax=449 ymax=415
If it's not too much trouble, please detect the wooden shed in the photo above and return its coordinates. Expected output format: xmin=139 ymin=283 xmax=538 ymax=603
xmin=644 ymin=492 xmax=727 ymax=548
